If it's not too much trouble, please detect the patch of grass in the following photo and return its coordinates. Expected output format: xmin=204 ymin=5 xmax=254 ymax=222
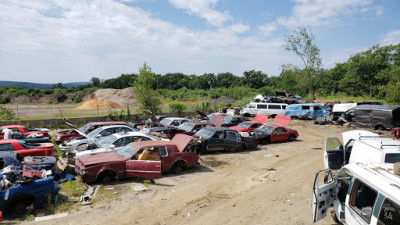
xmin=60 ymin=178 xmax=87 ymax=197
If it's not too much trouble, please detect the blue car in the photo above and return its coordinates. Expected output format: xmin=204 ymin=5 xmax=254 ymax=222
xmin=0 ymin=152 xmax=56 ymax=171
xmin=0 ymin=173 xmax=60 ymax=214
xmin=285 ymin=103 xmax=330 ymax=119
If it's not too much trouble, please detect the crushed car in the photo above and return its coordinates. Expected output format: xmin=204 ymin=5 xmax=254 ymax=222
xmin=146 ymin=121 xmax=215 ymax=139
xmin=192 ymin=127 xmax=259 ymax=153
xmin=75 ymin=134 xmax=199 ymax=184
xmin=285 ymin=103 xmax=329 ymax=119
xmin=0 ymin=139 xmax=54 ymax=157
xmin=0 ymin=167 xmax=60 ymax=214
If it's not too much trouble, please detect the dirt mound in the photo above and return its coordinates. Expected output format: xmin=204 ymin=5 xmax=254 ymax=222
xmin=76 ymin=99 xmax=123 ymax=109
xmin=82 ymin=88 xmax=138 ymax=107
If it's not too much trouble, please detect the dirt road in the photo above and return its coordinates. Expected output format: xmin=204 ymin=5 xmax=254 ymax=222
xmin=23 ymin=120 xmax=389 ymax=225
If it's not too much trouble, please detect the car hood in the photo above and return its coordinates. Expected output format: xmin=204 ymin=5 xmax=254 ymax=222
xmin=75 ymin=148 xmax=107 ymax=158
xmin=170 ymin=134 xmax=194 ymax=152
xmin=230 ymin=126 xmax=249 ymax=132
xmin=77 ymin=152 xmax=125 ymax=166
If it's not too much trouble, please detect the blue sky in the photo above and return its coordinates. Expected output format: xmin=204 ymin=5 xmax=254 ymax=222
xmin=0 ymin=0 xmax=399 ymax=83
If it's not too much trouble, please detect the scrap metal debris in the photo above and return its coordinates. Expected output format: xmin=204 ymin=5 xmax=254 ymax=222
xmin=80 ymin=185 xmax=100 ymax=205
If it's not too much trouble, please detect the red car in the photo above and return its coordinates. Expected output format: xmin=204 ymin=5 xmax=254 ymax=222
xmin=392 ymin=127 xmax=400 ymax=139
xmin=0 ymin=125 xmax=49 ymax=139
xmin=54 ymin=121 xmax=132 ymax=144
xmin=75 ymin=134 xmax=199 ymax=183
xmin=252 ymin=124 xmax=299 ymax=144
xmin=229 ymin=121 xmax=263 ymax=132
xmin=0 ymin=139 xmax=54 ymax=156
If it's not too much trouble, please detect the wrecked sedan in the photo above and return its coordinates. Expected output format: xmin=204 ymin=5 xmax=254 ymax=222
xmin=193 ymin=127 xmax=258 ymax=153
xmin=74 ymin=131 xmax=162 ymax=158
xmin=159 ymin=117 xmax=192 ymax=127
xmin=0 ymin=125 xmax=49 ymax=139
xmin=0 ymin=140 xmax=54 ymax=157
xmin=59 ymin=125 xmax=138 ymax=152
xmin=75 ymin=134 xmax=199 ymax=183
xmin=229 ymin=121 xmax=263 ymax=132
xmin=54 ymin=121 xmax=133 ymax=144
xmin=146 ymin=121 xmax=215 ymax=139
xmin=0 ymin=152 xmax=56 ymax=171
xmin=220 ymin=116 xmax=249 ymax=127
xmin=252 ymin=124 xmax=299 ymax=144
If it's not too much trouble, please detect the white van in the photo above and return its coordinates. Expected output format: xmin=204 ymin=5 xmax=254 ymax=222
xmin=324 ymin=130 xmax=400 ymax=170
xmin=240 ymin=102 xmax=287 ymax=117
xmin=332 ymin=103 xmax=357 ymax=120
xmin=312 ymin=163 xmax=400 ymax=224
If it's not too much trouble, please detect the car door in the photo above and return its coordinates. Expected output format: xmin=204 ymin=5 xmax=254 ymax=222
xmin=207 ymin=131 xmax=225 ymax=151
xmin=271 ymin=127 xmax=289 ymax=142
xmin=312 ymin=169 xmax=336 ymax=222
xmin=125 ymin=155 xmax=162 ymax=179
xmin=324 ymin=137 xmax=344 ymax=170
xmin=225 ymin=131 xmax=241 ymax=151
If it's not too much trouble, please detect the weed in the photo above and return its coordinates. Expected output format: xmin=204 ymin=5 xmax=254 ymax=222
xmin=60 ymin=179 xmax=87 ymax=197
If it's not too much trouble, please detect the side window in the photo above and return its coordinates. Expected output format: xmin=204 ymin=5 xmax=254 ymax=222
xmin=114 ymin=137 xmax=131 ymax=147
xmin=385 ymin=153 xmax=400 ymax=163
xmin=314 ymin=106 xmax=322 ymax=111
xmin=378 ymin=198 xmax=400 ymax=225
xmin=248 ymin=104 xmax=256 ymax=108
xmin=257 ymin=104 xmax=267 ymax=109
xmin=100 ymin=129 xmax=113 ymax=136
xmin=159 ymin=146 xmax=167 ymax=157
xmin=171 ymin=120 xmax=180 ymax=126
xmin=132 ymin=136 xmax=151 ymax=142
xmin=268 ymin=105 xmax=280 ymax=109
xmin=349 ymin=179 xmax=378 ymax=223
xmin=274 ymin=127 xmax=286 ymax=134
xmin=114 ymin=127 xmax=125 ymax=133
xmin=0 ymin=144 xmax=15 ymax=151
xmin=282 ymin=105 xmax=286 ymax=109
xmin=226 ymin=131 xmax=239 ymax=141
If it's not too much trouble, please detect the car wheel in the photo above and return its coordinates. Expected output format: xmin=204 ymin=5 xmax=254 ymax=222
xmin=288 ymin=135 xmax=296 ymax=142
xmin=171 ymin=162 xmax=185 ymax=174
xmin=234 ymin=145 xmax=242 ymax=152
xmin=98 ymin=172 xmax=113 ymax=184
xmin=260 ymin=138 xmax=268 ymax=145
xmin=12 ymin=201 xmax=29 ymax=214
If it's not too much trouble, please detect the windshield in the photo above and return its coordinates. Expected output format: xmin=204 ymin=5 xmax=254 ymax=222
xmin=178 ymin=123 xmax=194 ymax=132
xmin=97 ymin=135 xmax=117 ymax=148
xmin=117 ymin=145 xmax=138 ymax=158
xmin=222 ymin=117 xmax=232 ymax=124
xmin=160 ymin=118 xmax=172 ymax=126
xmin=87 ymin=127 xmax=103 ymax=138
xmin=256 ymin=125 xmax=274 ymax=134
xmin=11 ymin=152 xmax=24 ymax=165
xmin=194 ymin=128 xmax=215 ymax=139
xmin=80 ymin=124 xmax=91 ymax=132
xmin=237 ymin=122 xmax=251 ymax=128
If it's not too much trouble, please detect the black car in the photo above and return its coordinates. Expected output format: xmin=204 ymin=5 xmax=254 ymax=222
xmin=193 ymin=127 xmax=258 ymax=153
xmin=221 ymin=116 xmax=249 ymax=127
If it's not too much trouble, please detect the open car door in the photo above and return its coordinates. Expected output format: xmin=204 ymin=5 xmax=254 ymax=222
xmin=312 ymin=169 xmax=336 ymax=222
xmin=323 ymin=137 xmax=344 ymax=170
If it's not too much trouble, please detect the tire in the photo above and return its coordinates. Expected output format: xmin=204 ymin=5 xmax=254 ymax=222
xmin=12 ymin=201 xmax=29 ymax=214
xmin=171 ymin=161 xmax=186 ymax=174
xmin=244 ymin=113 xmax=251 ymax=117
xmin=260 ymin=138 xmax=268 ymax=145
xmin=98 ymin=172 xmax=113 ymax=184
xmin=288 ymin=135 xmax=296 ymax=142
xmin=234 ymin=145 xmax=242 ymax=152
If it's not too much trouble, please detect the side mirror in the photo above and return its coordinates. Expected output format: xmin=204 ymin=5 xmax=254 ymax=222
xmin=96 ymin=134 xmax=101 ymax=138
xmin=109 ymin=144 xmax=116 ymax=148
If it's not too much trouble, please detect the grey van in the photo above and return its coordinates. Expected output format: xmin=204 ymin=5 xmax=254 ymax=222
xmin=338 ymin=105 xmax=400 ymax=130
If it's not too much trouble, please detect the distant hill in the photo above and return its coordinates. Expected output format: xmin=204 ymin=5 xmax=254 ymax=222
xmin=0 ymin=80 xmax=90 ymax=89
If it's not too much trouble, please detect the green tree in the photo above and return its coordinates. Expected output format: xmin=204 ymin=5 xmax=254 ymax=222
xmin=133 ymin=63 xmax=161 ymax=113
xmin=284 ymin=26 xmax=321 ymax=99
xmin=90 ymin=77 xmax=101 ymax=86
xmin=169 ymin=103 xmax=186 ymax=116
xmin=242 ymin=70 xmax=268 ymax=89
xmin=0 ymin=105 xmax=16 ymax=121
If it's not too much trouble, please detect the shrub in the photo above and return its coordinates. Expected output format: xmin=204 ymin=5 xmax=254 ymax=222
xmin=0 ymin=96 xmax=10 ymax=104
xmin=0 ymin=105 xmax=16 ymax=120
xmin=72 ymin=93 xmax=84 ymax=103
xmin=169 ymin=103 xmax=186 ymax=116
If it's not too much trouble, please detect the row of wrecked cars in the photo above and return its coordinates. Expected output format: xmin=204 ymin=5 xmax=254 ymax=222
xmin=0 ymin=111 xmax=299 ymax=217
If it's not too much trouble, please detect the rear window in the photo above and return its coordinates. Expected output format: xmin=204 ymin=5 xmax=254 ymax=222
xmin=268 ymin=105 xmax=281 ymax=109
xmin=378 ymin=198 xmax=400 ymax=225
xmin=257 ymin=104 xmax=267 ymax=109
xmin=384 ymin=153 xmax=400 ymax=163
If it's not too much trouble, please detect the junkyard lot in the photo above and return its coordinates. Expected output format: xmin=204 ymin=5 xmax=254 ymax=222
xmin=22 ymin=120 xmax=391 ymax=225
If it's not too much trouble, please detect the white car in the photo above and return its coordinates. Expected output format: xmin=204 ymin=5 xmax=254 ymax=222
xmin=75 ymin=131 xmax=164 ymax=158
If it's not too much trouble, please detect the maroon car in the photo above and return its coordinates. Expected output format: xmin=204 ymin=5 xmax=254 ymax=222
xmin=75 ymin=134 xmax=199 ymax=183
xmin=0 ymin=139 xmax=55 ymax=156
xmin=54 ymin=121 xmax=132 ymax=144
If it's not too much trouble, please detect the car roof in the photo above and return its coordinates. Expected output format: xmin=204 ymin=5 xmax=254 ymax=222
xmin=88 ymin=121 xmax=128 ymax=126
xmin=201 ymin=127 xmax=237 ymax=131
xmin=111 ymin=131 xmax=150 ymax=138
xmin=130 ymin=140 xmax=172 ymax=148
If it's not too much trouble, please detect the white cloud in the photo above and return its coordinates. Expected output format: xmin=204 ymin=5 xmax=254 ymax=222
xmin=380 ymin=30 xmax=400 ymax=46
xmin=277 ymin=0 xmax=381 ymax=28
xmin=257 ymin=23 xmax=277 ymax=37
xmin=168 ymin=0 xmax=230 ymax=27
xmin=0 ymin=0 xmax=287 ymax=82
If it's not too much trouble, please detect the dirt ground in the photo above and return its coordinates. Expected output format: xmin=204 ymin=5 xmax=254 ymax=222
xmin=21 ymin=119 xmax=392 ymax=225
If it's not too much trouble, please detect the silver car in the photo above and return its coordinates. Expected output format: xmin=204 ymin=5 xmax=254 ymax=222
xmin=59 ymin=125 xmax=137 ymax=152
